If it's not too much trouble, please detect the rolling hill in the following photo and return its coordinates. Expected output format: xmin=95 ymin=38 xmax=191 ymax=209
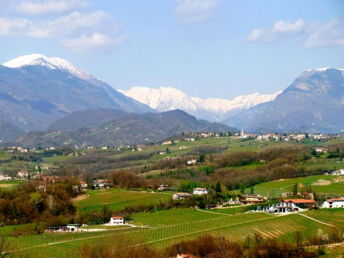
xmin=16 ymin=110 xmax=235 ymax=147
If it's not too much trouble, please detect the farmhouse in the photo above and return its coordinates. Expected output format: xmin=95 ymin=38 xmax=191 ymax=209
xmin=66 ymin=224 xmax=82 ymax=232
xmin=0 ymin=175 xmax=11 ymax=181
xmin=80 ymin=181 xmax=88 ymax=190
xmin=17 ymin=170 xmax=28 ymax=179
xmin=158 ymin=185 xmax=170 ymax=191
xmin=173 ymin=192 xmax=192 ymax=200
xmin=109 ymin=216 xmax=124 ymax=225
xmin=322 ymin=197 xmax=344 ymax=208
xmin=283 ymin=199 xmax=316 ymax=209
xmin=187 ymin=159 xmax=197 ymax=165
xmin=238 ymin=195 xmax=267 ymax=205
xmin=193 ymin=188 xmax=208 ymax=195
xmin=93 ymin=179 xmax=106 ymax=189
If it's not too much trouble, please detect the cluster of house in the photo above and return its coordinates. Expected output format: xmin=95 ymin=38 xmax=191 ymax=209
xmin=324 ymin=169 xmax=344 ymax=176
xmin=254 ymin=133 xmax=330 ymax=142
xmin=46 ymin=217 xmax=125 ymax=233
xmin=260 ymin=197 xmax=344 ymax=214
xmin=172 ymin=188 xmax=208 ymax=200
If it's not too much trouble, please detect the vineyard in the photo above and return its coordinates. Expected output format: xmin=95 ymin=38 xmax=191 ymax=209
xmin=75 ymin=189 xmax=172 ymax=212
xmin=3 ymin=208 xmax=337 ymax=257
xmin=251 ymin=175 xmax=344 ymax=197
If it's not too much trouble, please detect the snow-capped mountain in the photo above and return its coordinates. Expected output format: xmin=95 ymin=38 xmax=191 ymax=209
xmin=0 ymin=54 xmax=152 ymax=131
xmin=119 ymin=87 xmax=281 ymax=122
xmin=3 ymin=53 xmax=91 ymax=80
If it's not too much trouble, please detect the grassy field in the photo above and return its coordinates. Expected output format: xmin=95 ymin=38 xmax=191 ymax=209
xmin=2 ymin=207 xmax=338 ymax=257
xmin=74 ymin=189 xmax=172 ymax=212
xmin=251 ymin=175 xmax=344 ymax=197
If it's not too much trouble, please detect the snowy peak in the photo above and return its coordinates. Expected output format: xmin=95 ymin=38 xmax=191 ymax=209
xmin=119 ymin=86 xmax=281 ymax=122
xmin=3 ymin=54 xmax=91 ymax=80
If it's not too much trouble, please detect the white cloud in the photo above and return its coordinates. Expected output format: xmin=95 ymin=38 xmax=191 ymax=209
xmin=0 ymin=11 xmax=127 ymax=51
xmin=0 ymin=17 xmax=31 ymax=36
xmin=15 ymin=0 xmax=89 ymax=16
xmin=174 ymin=0 xmax=218 ymax=23
xmin=62 ymin=33 xmax=127 ymax=52
xmin=304 ymin=18 xmax=344 ymax=47
xmin=248 ymin=17 xmax=344 ymax=48
xmin=247 ymin=19 xmax=305 ymax=42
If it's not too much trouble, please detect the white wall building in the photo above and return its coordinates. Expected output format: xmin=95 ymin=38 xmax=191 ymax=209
xmin=109 ymin=216 xmax=124 ymax=225
xmin=193 ymin=188 xmax=208 ymax=195
xmin=322 ymin=198 xmax=344 ymax=208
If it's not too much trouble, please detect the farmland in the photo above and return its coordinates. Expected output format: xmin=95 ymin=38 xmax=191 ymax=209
xmin=251 ymin=175 xmax=344 ymax=197
xmin=75 ymin=189 xmax=172 ymax=212
xmin=1 ymin=207 xmax=339 ymax=257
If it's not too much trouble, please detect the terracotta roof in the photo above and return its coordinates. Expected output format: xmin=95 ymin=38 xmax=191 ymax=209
xmin=326 ymin=198 xmax=344 ymax=203
xmin=112 ymin=217 xmax=123 ymax=219
xmin=283 ymin=199 xmax=316 ymax=204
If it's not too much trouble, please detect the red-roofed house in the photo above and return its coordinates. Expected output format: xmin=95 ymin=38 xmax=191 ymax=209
xmin=322 ymin=197 xmax=344 ymax=208
xmin=282 ymin=199 xmax=316 ymax=209
xmin=109 ymin=216 xmax=124 ymax=225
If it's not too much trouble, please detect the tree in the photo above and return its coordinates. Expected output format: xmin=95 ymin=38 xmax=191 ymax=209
xmin=250 ymin=186 xmax=254 ymax=195
xmin=199 ymin=154 xmax=205 ymax=163
xmin=240 ymin=184 xmax=246 ymax=194
xmin=293 ymin=183 xmax=298 ymax=196
xmin=215 ymin=182 xmax=221 ymax=193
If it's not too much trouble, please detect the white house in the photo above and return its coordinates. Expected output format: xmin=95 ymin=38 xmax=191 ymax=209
xmin=109 ymin=216 xmax=124 ymax=225
xmin=187 ymin=159 xmax=197 ymax=165
xmin=0 ymin=175 xmax=11 ymax=181
xmin=322 ymin=197 xmax=344 ymax=208
xmin=66 ymin=224 xmax=81 ymax=232
xmin=193 ymin=188 xmax=208 ymax=195
xmin=173 ymin=192 xmax=192 ymax=200
xmin=17 ymin=170 xmax=29 ymax=179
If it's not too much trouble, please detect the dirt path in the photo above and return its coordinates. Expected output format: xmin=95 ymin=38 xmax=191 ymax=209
xmin=298 ymin=213 xmax=336 ymax=228
xmin=71 ymin=194 xmax=89 ymax=202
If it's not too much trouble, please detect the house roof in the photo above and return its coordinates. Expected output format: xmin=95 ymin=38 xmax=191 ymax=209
xmin=112 ymin=216 xmax=123 ymax=219
xmin=326 ymin=197 xmax=344 ymax=203
xmin=283 ymin=199 xmax=316 ymax=204
xmin=194 ymin=188 xmax=207 ymax=191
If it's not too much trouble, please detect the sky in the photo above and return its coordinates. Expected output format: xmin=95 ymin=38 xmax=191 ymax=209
xmin=0 ymin=0 xmax=343 ymax=99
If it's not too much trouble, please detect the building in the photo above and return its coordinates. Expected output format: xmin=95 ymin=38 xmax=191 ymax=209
xmin=193 ymin=188 xmax=208 ymax=195
xmin=109 ymin=216 xmax=124 ymax=225
xmin=315 ymin=147 xmax=328 ymax=153
xmin=80 ymin=181 xmax=88 ymax=190
xmin=0 ymin=175 xmax=11 ymax=181
xmin=322 ymin=197 xmax=344 ymax=208
xmin=66 ymin=224 xmax=82 ymax=232
xmin=17 ymin=170 xmax=29 ymax=179
xmin=93 ymin=179 xmax=106 ymax=189
xmin=187 ymin=159 xmax=197 ymax=165
xmin=238 ymin=195 xmax=267 ymax=205
xmin=283 ymin=199 xmax=317 ymax=209
xmin=173 ymin=192 xmax=192 ymax=200
xmin=158 ymin=185 xmax=170 ymax=191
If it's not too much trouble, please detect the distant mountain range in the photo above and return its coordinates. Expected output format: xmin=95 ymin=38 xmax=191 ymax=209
xmin=119 ymin=87 xmax=281 ymax=122
xmin=0 ymin=54 xmax=153 ymax=131
xmin=16 ymin=109 xmax=234 ymax=148
xmin=225 ymin=68 xmax=344 ymax=133
xmin=0 ymin=53 xmax=343 ymax=145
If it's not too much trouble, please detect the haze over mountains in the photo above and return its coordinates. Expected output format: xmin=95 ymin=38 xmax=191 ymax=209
xmin=0 ymin=53 xmax=343 ymax=145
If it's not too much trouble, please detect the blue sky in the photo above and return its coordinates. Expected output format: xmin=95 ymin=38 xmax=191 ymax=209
xmin=0 ymin=0 xmax=343 ymax=98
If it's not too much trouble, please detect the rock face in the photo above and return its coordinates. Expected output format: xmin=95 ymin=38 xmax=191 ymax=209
xmin=16 ymin=109 xmax=235 ymax=148
xmin=225 ymin=68 xmax=344 ymax=133
xmin=0 ymin=54 xmax=153 ymax=132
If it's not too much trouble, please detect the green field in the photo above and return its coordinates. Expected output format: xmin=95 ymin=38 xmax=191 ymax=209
xmin=251 ymin=175 xmax=344 ymax=197
xmin=75 ymin=189 xmax=172 ymax=212
xmin=1 ymin=207 xmax=339 ymax=257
